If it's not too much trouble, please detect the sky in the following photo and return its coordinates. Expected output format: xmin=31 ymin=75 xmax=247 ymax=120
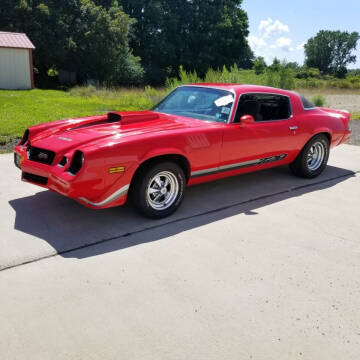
xmin=242 ymin=0 xmax=360 ymax=68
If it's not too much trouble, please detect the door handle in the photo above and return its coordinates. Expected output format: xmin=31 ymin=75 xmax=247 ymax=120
xmin=289 ymin=126 xmax=298 ymax=131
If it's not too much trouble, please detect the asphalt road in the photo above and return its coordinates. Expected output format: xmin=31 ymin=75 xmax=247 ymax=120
xmin=1 ymin=145 xmax=360 ymax=359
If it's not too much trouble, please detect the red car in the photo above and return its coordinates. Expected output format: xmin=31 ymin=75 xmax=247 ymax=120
xmin=14 ymin=84 xmax=351 ymax=218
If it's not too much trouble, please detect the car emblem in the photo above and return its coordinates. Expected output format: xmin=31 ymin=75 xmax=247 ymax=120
xmin=58 ymin=136 xmax=72 ymax=142
xmin=38 ymin=152 xmax=48 ymax=160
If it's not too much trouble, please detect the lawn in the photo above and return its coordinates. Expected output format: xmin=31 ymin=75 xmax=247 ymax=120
xmin=0 ymin=88 xmax=157 ymax=139
xmin=0 ymin=87 xmax=359 ymax=151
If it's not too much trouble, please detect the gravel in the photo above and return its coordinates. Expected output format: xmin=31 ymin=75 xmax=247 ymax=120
xmin=349 ymin=120 xmax=360 ymax=146
xmin=323 ymin=94 xmax=360 ymax=113
xmin=0 ymin=138 xmax=21 ymax=153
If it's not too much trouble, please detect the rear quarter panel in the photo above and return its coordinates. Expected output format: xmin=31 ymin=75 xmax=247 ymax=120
xmin=288 ymin=93 xmax=348 ymax=150
xmin=297 ymin=109 xmax=348 ymax=148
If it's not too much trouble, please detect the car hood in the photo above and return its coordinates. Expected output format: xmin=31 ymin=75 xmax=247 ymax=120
xmin=29 ymin=111 xmax=208 ymax=152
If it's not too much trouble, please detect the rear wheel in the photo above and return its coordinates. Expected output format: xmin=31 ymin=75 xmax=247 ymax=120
xmin=131 ymin=162 xmax=186 ymax=218
xmin=290 ymin=134 xmax=330 ymax=178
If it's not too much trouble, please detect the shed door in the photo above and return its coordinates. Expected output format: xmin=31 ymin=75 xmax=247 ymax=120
xmin=0 ymin=48 xmax=31 ymax=89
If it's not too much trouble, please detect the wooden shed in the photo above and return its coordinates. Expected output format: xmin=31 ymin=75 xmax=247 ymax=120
xmin=0 ymin=31 xmax=35 ymax=89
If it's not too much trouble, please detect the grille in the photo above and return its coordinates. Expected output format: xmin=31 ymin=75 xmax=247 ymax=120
xmin=23 ymin=172 xmax=48 ymax=185
xmin=27 ymin=146 xmax=55 ymax=165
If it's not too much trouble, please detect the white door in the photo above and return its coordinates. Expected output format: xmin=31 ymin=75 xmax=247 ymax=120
xmin=0 ymin=48 xmax=31 ymax=89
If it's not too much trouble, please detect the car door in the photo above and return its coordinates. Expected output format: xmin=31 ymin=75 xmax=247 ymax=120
xmin=221 ymin=92 xmax=300 ymax=170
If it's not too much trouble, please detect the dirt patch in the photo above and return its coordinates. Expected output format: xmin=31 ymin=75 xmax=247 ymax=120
xmin=324 ymin=95 xmax=360 ymax=113
xmin=299 ymin=90 xmax=360 ymax=113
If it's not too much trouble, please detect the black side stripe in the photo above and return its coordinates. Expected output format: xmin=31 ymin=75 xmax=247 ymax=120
xmin=191 ymin=154 xmax=287 ymax=179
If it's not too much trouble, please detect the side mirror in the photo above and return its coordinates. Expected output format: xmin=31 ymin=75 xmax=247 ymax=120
xmin=240 ymin=115 xmax=255 ymax=125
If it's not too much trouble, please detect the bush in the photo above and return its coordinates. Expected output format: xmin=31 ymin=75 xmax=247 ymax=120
xmin=165 ymin=65 xmax=360 ymax=91
xmin=0 ymin=135 xmax=10 ymax=146
xmin=295 ymin=78 xmax=323 ymax=88
xmin=109 ymin=53 xmax=144 ymax=86
xmin=253 ymin=56 xmax=267 ymax=75
xmin=279 ymin=66 xmax=295 ymax=90
xmin=296 ymin=67 xmax=321 ymax=79
xmin=69 ymin=85 xmax=97 ymax=97
xmin=144 ymin=86 xmax=165 ymax=104
xmin=336 ymin=80 xmax=352 ymax=89
xmin=311 ymin=95 xmax=326 ymax=107
xmin=265 ymin=69 xmax=279 ymax=88
xmin=167 ymin=65 xmax=295 ymax=90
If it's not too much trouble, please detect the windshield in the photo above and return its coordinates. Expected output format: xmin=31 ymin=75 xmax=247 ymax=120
xmin=153 ymin=86 xmax=235 ymax=123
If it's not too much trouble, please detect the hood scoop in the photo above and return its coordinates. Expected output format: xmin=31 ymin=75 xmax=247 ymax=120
xmin=107 ymin=111 xmax=160 ymax=125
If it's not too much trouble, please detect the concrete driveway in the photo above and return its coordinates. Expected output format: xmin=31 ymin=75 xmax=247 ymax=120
xmin=1 ymin=145 xmax=360 ymax=359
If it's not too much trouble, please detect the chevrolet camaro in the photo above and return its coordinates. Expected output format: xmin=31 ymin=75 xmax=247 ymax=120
xmin=14 ymin=84 xmax=351 ymax=218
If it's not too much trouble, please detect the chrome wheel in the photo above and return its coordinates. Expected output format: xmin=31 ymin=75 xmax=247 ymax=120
xmin=307 ymin=141 xmax=325 ymax=171
xmin=146 ymin=171 xmax=179 ymax=210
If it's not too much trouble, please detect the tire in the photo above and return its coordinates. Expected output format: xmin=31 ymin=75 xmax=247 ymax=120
xmin=130 ymin=162 xmax=186 ymax=218
xmin=289 ymin=134 xmax=330 ymax=178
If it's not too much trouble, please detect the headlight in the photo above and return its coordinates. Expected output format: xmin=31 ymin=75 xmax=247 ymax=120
xmin=68 ymin=151 xmax=84 ymax=175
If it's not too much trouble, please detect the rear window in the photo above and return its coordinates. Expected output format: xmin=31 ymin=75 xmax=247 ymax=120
xmin=299 ymin=95 xmax=315 ymax=109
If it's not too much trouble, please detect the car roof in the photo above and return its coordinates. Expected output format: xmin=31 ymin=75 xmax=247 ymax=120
xmin=186 ymin=83 xmax=295 ymax=97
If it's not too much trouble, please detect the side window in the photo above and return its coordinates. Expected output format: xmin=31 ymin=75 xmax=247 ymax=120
xmin=234 ymin=93 xmax=292 ymax=122
xmin=299 ymin=95 xmax=315 ymax=109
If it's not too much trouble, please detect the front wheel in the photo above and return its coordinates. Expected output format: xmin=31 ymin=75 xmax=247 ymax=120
xmin=131 ymin=162 xmax=186 ymax=218
xmin=290 ymin=134 xmax=330 ymax=178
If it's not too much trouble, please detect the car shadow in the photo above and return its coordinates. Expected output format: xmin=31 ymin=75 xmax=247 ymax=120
xmin=8 ymin=165 xmax=355 ymax=260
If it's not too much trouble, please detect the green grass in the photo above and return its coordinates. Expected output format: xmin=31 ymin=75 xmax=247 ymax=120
xmin=0 ymin=88 xmax=164 ymax=141
xmin=1 ymin=87 xmax=359 ymax=151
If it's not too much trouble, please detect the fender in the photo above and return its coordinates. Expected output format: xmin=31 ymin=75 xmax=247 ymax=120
xmin=93 ymin=147 xmax=191 ymax=208
xmin=140 ymin=147 xmax=189 ymax=164
xmin=133 ymin=146 xmax=191 ymax=180
xmin=138 ymin=147 xmax=191 ymax=178
xmin=301 ymin=127 xmax=332 ymax=148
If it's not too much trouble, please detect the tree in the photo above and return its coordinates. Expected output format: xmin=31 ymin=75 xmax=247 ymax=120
xmin=269 ymin=57 xmax=281 ymax=72
xmin=285 ymin=62 xmax=300 ymax=71
xmin=0 ymin=0 xmax=143 ymax=85
xmin=65 ymin=1 xmax=143 ymax=85
xmin=0 ymin=0 xmax=253 ymax=86
xmin=253 ymin=56 xmax=266 ymax=75
xmin=304 ymin=30 xmax=359 ymax=77
xmin=120 ymin=0 xmax=253 ymax=84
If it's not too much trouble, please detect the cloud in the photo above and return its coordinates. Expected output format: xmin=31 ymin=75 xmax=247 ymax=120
xmin=258 ymin=18 xmax=273 ymax=33
xmin=247 ymin=34 xmax=267 ymax=50
xmin=296 ymin=42 xmax=305 ymax=50
xmin=247 ymin=19 xmax=306 ymax=64
xmin=270 ymin=37 xmax=293 ymax=52
xmin=258 ymin=18 xmax=289 ymax=39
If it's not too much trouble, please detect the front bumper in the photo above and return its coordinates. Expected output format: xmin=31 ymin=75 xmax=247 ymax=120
xmin=13 ymin=145 xmax=128 ymax=209
xmin=339 ymin=129 xmax=351 ymax=145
